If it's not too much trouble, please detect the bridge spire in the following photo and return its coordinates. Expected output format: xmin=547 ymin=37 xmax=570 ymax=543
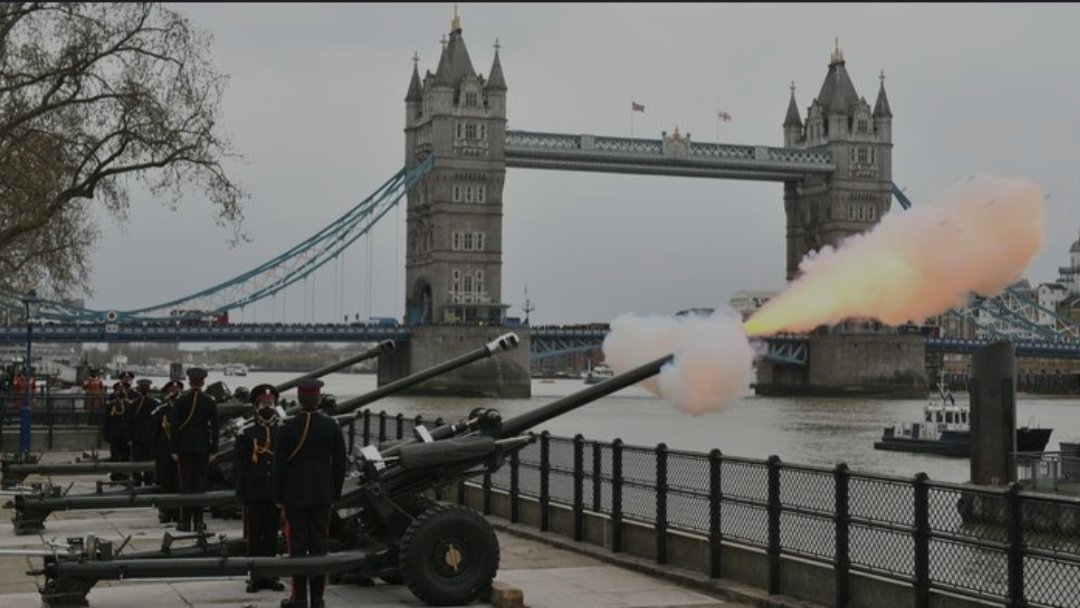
xmin=873 ymin=69 xmax=892 ymax=118
xmin=784 ymin=81 xmax=802 ymax=129
xmin=451 ymin=4 xmax=462 ymax=33
xmin=830 ymin=37 xmax=844 ymax=65
xmin=488 ymin=38 xmax=507 ymax=91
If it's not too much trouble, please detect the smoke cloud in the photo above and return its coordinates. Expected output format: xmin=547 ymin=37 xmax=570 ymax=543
xmin=744 ymin=175 xmax=1045 ymax=336
xmin=602 ymin=310 xmax=754 ymax=415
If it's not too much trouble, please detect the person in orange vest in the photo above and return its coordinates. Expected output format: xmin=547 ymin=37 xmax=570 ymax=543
xmin=11 ymin=370 xmax=36 ymax=412
xmin=82 ymin=369 xmax=105 ymax=412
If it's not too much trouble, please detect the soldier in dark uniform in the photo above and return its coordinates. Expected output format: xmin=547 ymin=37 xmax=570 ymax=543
xmin=101 ymin=381 xmax=131 ymax=481
xmin=169 ymin=368 xmax=219 ymax=532
xmin=151 ymin=380 xmax=183 ymax=523
xmin=235 ymin=383 xmax=286 ymax=593
xmin=127 ymin=379 xmax=159 ymax=487
xmin=274 ymin=379 xmax=346 ymax=608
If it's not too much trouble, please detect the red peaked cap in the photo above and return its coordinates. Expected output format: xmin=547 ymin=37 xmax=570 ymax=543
xmin=249 ymin=383 xmax=279 ymax=405
xmin=296 ymin=379 xmax=324 ymax=397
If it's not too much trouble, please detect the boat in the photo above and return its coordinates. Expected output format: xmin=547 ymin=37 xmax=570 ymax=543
xmin=874 ymin=370 xmax=1053 ymax=457
xmin=223 ymin=363 xmax=248 ymax=377
xmin=582 ymin=362 xmax=614 ymax=385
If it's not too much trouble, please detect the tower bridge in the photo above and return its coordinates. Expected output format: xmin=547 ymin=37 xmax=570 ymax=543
xmin=8 ymin=16 xmax=1078 ymax=397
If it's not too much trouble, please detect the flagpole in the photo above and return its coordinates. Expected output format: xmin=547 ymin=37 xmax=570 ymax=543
xmin=630 ymin=100 xmax=634 ymax=138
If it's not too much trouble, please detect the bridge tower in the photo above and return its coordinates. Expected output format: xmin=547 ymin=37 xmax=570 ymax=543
xmin=384 ymin=11 xmax=530 ymax=397
xmin=782 ymin=42 xmax=893 ymax=279
xmin=758 ymin=43 xmax=925 ymax=397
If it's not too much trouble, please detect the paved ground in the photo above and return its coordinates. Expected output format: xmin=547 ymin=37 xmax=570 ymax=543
xmin=0 ymin=451 xmax=752 ymax=608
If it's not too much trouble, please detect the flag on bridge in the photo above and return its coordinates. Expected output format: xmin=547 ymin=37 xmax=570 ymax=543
xmin=718 ymin=110 xmax=732 ymax=122
xmin=631 ymin=101 xmax=645 ymax=113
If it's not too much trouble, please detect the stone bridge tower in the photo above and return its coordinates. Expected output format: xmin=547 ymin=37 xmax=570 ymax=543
xmin=782 ymin=42 xmax=893 ymax=280
xmin=758 ymin=43 xmax=925 ymax=398
xmin=383 ymin=11 xmax=530 ymax=398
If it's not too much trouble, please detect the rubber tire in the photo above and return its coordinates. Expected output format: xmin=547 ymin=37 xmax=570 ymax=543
xmin=398 ymin=503 xmax=499 ymax=606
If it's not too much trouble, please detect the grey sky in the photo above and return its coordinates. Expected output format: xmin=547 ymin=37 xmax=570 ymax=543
xmin=86 ymin=3 xmax=1080 ymax=326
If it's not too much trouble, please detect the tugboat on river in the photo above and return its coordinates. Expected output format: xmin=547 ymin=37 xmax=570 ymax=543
xmin=874 ymin=370 xmax=1053 ymax=457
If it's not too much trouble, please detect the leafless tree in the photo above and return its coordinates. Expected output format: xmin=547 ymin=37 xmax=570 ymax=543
xmin=0 ymin=2 xmax=246 ymax=300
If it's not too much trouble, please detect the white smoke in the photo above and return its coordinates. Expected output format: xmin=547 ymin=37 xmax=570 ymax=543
xmin=602 ymin=309 xmax=754 ymax=415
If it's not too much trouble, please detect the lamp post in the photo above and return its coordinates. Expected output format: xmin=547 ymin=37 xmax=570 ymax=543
xmin=19 ymin=289 xmax=38 ymax=457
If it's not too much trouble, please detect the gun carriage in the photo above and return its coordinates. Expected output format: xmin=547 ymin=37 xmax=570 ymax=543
xmin=27 ymin=353 xmax=674 ymax=607
xmin=10 ymin=335 xmax=523 ymax=534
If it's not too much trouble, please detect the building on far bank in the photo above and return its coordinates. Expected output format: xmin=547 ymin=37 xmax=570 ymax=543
xmin=729 ymin=290 xmax=779 ymax=321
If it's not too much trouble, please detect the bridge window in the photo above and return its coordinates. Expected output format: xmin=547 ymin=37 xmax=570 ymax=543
xmin=455 ymin=122 xmax=463 ymax=140
xmin=857 ymin=119 xmax=868 ymax=134
xmin=475 ymin=232 xmax=485 ymax=251
xmin=463 ymin=233 xmax=474 ymax=250
xmin=870 ymin=148 xmax=876 ymax=163
xmin=857 ymin=147 xmax=869 ymax=164
xmin=477 ymin=185 xmax=486 ymax=203
xmin=465 ymin=91 xmax=478 ymax=107
xmin=847 ymin=205 xmax=855 ymax=220
xmin=466 ymin=123 xmax=477 ymax=139
xmin=858 ymin=206 xmax=866 ymax=221
xmin=453 ymin=185 xmax=462 ymax=202
xmin=452 ymin=232 xmax=462 ymax=251
xmin=465 ymin=185 xmax=474 ymax=203
xmin=479 ymin=124 xmax=487 ymax=140
xmin=868 ymin=205 xmax=876 ymax=220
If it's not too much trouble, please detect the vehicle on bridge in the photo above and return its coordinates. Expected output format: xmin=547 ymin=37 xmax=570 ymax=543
xmin=169 ymin=309 xmax=229 ymax=327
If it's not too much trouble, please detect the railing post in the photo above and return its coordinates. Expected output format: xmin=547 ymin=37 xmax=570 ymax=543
xmin=1006 ymin=483 xmax=1025 ymax=608
xmin=482 ymin=470 xmax=493 ymax=515
xmin=834 ymin=463 xmax=850 ymax=608
xmin=592 ymin=441 xmax=602 ymax=512
xmin=509 ymin=449 xmax=520 ymax=523
xmin=362 ymin=410 xmax=371 ymax=445
xmin=539 ymin=431 xmax=551 ymax=532
xmin=766 ymin=455 xmax=782 ymax=595
xmin=655 ymin=443 xmax=668 ymax=564
xmin=347 ymin=417 xmax=356 ymax=452
xmin=573 ymin=434 xmax=585 ymax=541
xmin=611 ymin=438 xmax=624 ymax=553
xmin=708 ymin=449 xmax=723 ymax=578
xmin=377 ymin=410 xmax=387 ymax=443
xmin=913 ymin=472 xmax=931 ymax=608
xmin=395 ymin=412 xmax=404 ymax=440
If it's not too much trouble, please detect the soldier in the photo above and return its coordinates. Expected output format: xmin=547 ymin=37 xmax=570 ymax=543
xmin=274 ymin=379 xmax=346 ymax=608
xmin=127 ymin=379 xmax=158 ymax=487
xmin=151 ymin=380 xmax=183 ymax=523
xmin=169 ymin=368 xmax=219 ymax=532
xmin=101 ymin=382 xmax=131 ymax=481
xmin=235 ymin=383 xmax=286 ymax=593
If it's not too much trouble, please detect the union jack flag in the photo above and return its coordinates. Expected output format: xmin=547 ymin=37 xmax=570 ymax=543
xmin=718 ymin=110 xmax=732 ymax=122
xmin=631 ymin=101 xmax=645 ymax=113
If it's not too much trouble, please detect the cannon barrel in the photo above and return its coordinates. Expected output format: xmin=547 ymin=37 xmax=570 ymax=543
xmin=334 ymin=332 xmax=520 ymax=417
xmin=216 ymin=340 xmax=395 ymax=419
xmin=1 ymin=461 xmax=154 ymax=490
xmin=393 ymin=353 xmax=674 ymax=454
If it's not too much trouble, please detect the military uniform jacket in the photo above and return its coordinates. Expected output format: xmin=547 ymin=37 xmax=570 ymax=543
xmin=168 ymin=390 xmax=219 ymax=454
xmin=151 ymin=400 xmax=175 ymax=461
xmin=126 ymin=393 xmax=159 ymax=445
xmin=234 ymin=421 xmax=279 ymax=503
xmin=101 ymin=390 xmax=134 ymax=442
xmin=273 ymin=410 xmax=346 ymax=506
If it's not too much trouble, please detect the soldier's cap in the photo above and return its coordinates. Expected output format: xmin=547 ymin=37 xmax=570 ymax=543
xmin=89 ymin=369 xmax=99 ymax=377
xmin=111 ymin=382 xmax=122 ymax=391
xmin=120 ymin=371 xmax=134 ymax=381
xmin=250 ymin=383 xmax=279 ymax=405
xmin=136 ymin=379 xmax=152 ymax=387
xmin=185 ymin=367 xmax=208 ymax=380
xmin=162 ymin=380 xmax=184 ymax=392
xmin=296 ymin=379 xmax=324 ymax=397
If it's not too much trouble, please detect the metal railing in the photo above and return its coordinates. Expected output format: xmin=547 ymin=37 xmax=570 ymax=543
xmin=352 ymin=409 xmax=1080 ymax=608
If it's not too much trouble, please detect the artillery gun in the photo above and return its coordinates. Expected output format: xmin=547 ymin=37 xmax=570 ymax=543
xmin=10 ymin=334 xmax=523 ymax=534
xmin=0 ymin=341 xmax=396 ymax=491
xmin=28 ymin=353 xmax=675 ymax=607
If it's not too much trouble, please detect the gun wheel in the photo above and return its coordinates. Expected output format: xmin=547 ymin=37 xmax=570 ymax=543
xmin=399 ymin=503 xmax=499 ymax=606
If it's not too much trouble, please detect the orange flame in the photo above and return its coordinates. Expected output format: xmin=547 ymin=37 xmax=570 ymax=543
xmin=744 ymin=176 xmax=1044 ymax=337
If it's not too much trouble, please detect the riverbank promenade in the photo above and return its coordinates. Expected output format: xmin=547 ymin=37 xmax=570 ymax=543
xmin=0 ymin=451 xmax=762 ymax=608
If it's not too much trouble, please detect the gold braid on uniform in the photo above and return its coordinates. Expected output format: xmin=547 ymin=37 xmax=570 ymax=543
xmin=160 ymin=396 xmax=175 ymax=440
xmin=109 ymin=398 xmax=125 ymax=418
xmin=178 ymin=392 xmax=199 ymax=431
xmin=251 ymin=422 xmax=275 ymax=464
xmin=286 ymin=412 xmax=313 ymax=463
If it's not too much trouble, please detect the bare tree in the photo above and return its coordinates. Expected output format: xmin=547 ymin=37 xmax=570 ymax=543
xmin=0 ymin=2 xmax=245 ymax=299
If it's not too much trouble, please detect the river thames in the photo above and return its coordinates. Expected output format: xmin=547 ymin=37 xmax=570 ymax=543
xmin=189 ymin=370 xmax=1080 ymax=485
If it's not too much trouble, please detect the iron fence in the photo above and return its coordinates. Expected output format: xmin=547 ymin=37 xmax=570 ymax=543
xmin=354 ymin=409 xmax=1080 ymax=608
